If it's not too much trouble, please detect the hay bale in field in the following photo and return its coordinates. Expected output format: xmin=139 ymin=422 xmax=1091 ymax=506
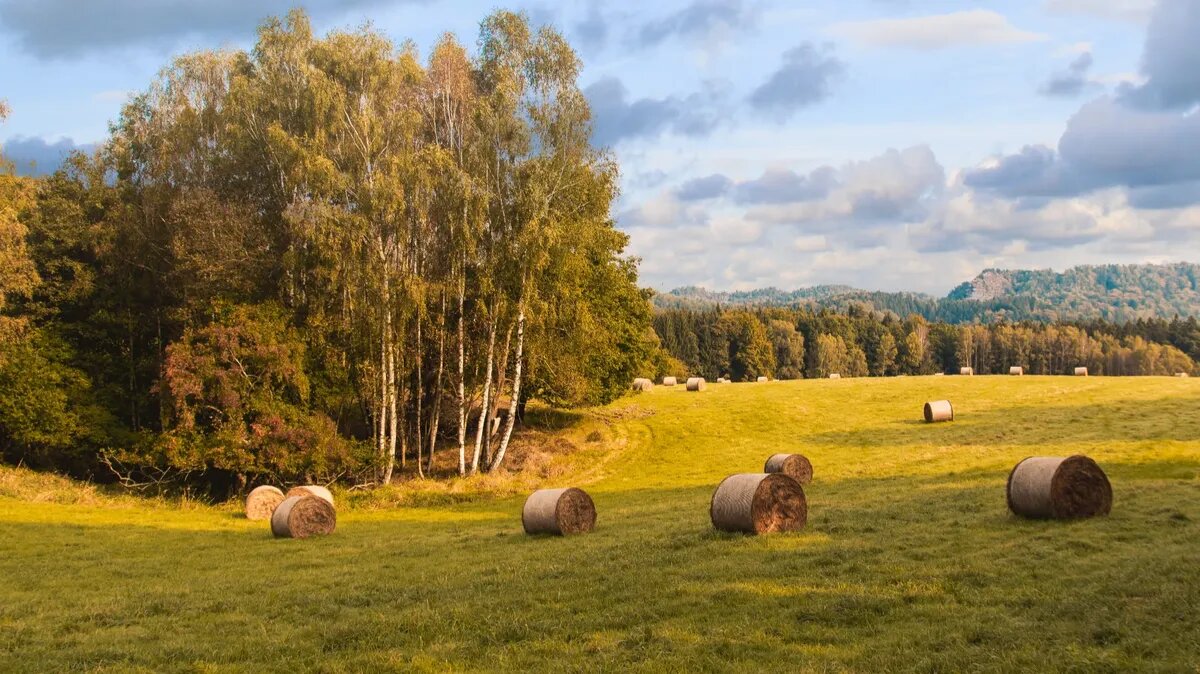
xmin=245 ymin=485 xmax=285 ymax=521
xmin=763 ymin=453 xmax=813 ymax=485
xmin=960 ymin=367 xmax=974 ymax=376
xmin=1009 ymin=366 xmax=1024 ymax=376
xmin=756 ymin=376 xmax=768 ymax=383
xmin=1074 ymin=367 xmax=1088 ymax=376
xmin=923 ymin=400 xmax=954 ymax=423
xmin=710 ymin=473 xmax=807 ymax=534
xmin=271 ymin=495 xmax=337 ymax=538
xmin=286 ymin=485 xmax=334 ymax=506
xmin=662 ymin=376 xmax=678 ymax=386
xmin=828 ymin=373 xmax=841 ymax=379
xmin=632 ymin=378 xmax=654 ymax=392
xmin=686 ymin=377 xmax=706 ymax=391
xmin=933 ymin=372 xmax=945 ymax=376
xmin=1176 ymin=372 xmax=1189 ymax=378
xmin=1006 ymin=455 xmax=1112 ymax=520
xmin=522 ymin=487 xmax=596 ymax=535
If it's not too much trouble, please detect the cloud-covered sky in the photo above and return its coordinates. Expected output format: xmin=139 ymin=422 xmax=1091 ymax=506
xmin=1 ymin=0 xmax=1196 ymax=295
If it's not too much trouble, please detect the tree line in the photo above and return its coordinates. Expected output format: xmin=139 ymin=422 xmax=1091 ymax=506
xmin=653 ymin=306 xmax=1199 ymax=381
xmin=0 ymin=10 xmax=658 ymax=494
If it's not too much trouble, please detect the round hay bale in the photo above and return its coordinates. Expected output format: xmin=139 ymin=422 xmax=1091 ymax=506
xmin=960 ymin=367 xmax=974 ymax=376
xmin=245 ymin=485 xmax=285 ymax=521
xmin=923 ymin=400 xmax=954 ymax=423
xmin=686 ymin=377 xmax=706 ymax=391
xmin=662 ymin=376 xmax=678 ymax=386
xmin=522 ymin=487 xmax=596 ymax=535
xmin=632 ymin=378 xmax=653 ymax=392
xmin=763 ymin=453 xmax=813 ymax=485
xmin=1006 ymin=455 xmax=1112 ymax=520
xmin=1176 ymin=372 xmax=1189 ymax=378
xmin=828 ymin=373 xmax=841 ymax=379
xmin=756 ymin=376 xmax=768 ymax=382
xmin=1074 ymin=366 xmax=1088 ymax=376
xmin=710 ymin=473 xmax=807 ymax=534
xmin=1009 ymin=366 xmax=1024 ymax=376
xmin=271 ymin=495 xmax=337 ymax=538
xmin=286 ymin=485 xmax=334 ymax=506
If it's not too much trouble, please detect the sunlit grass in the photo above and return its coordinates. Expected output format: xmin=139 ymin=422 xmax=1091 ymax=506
xmin=1 ymin=376 xmax=1197 ymax=672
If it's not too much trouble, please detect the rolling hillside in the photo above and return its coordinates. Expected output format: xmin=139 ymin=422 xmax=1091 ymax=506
xmin=0 ymin=376 xmax=1197 ymax=671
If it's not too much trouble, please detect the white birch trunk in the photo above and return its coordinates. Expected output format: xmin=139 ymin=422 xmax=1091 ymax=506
xmin=490 ymin=302 xmax=525 ymax=473
xmin=456 ymin=272 xmax=467 ymax=476
xmin=470 ymin=314 xmax=496 ymax=474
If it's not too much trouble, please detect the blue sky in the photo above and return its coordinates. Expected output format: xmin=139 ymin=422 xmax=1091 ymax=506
xmin=1 ymin=0 xmax=1197 ymax=295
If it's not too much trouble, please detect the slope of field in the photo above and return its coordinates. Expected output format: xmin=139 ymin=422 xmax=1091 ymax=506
xmin=1 ymin=377 xmax=1198 ymax=672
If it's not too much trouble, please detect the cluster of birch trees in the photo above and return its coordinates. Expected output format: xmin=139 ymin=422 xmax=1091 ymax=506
xmin=0 ymin=10 xmax=656 ymax=488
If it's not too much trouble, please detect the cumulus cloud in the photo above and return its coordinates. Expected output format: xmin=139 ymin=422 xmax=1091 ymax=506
xmin=676 ymin=174 xmax=733 ymax=201
xmin=1040 ymin=52 xmax=1097 ymax=97
xmin=585 ymin=77 xmax=728 ymax=147
xmin=748 ymin=44 xmax=844 ymax=121
xmin=832 ymin=10 xmax=1047 ymax=50
xmin=0 ymin=0 xmax=412 ymax=59
xmin=625 ymin=143 xmax=1200 ymax=293
xmin=732 ymin=166 xmax=838 ymax=204
xmin=1 ymin=135 xmax=97 ymax=176
xmin=632 ymin=0 xmax=758 ymax=49
xmin=1119 ymin=0 xmax=1200 ymax=110
xmin=745 ymin=146 xmax=945 ymax=227
xmin=965 ymin=98 xmax=1200 ymax=201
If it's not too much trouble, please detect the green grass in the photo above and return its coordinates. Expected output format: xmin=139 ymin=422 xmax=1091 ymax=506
xmin=2 ymin=376 xmax=1198 ymax=672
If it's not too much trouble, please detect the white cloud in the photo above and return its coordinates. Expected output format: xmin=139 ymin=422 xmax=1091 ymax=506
xmin=831 ymin=10 xmax=1047 ymax=50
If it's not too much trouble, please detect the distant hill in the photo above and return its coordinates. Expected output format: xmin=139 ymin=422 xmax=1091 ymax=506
xmin=655 ymin=262 xmax=1200 ymax=323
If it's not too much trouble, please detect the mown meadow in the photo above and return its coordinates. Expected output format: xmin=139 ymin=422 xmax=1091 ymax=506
xmin=1 ymin=375 xmax=1197 ymax=672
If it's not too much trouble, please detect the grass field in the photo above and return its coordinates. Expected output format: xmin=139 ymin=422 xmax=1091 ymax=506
xmin=1 ymin=376 xmax=1198 ymax=672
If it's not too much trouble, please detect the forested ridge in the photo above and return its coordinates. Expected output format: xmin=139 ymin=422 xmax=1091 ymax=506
xmin=653 ymin=306 xmax=1199 ymax=382
xmin=657 ymin=262 xmax=1200 ymax=323
xmin=0 ymin=10 xmax=660 ymax=494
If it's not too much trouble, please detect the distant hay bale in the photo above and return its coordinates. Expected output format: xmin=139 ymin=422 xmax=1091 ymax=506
xmin=632 ymin=378 xmax=653 ymax=392
xmin=286 ymin=485 xmax=334 ymax=506
xmin=271 ymin=495 xmax=337 ymax=538
xmin=923 ymin=400 xmax=954 ymax=423
xmin=662 ymin=376 xmax=678 ymax=386
xmin=1009 ymin=366 xmax=1024 ymax=376
xmin=756 ymin=376 xmax=768 ymax=383
xmin=1176 ymin=372 xmax=1189 ymax=378
xmin=522 ymin=487 xmax=596 ymax=535
xmin=1006 ymin=455 xmax=1112 ymax=520
xmin=828 ymin=373 xmax=841 ymax=379
xmin=710 ymin=473 xmax=807 ymax=534
xmin=763 ymin=453 xmax=813 ymax=485
xmin=960 ymin=367 xmax=974 ymax=376
xmin=716 ymin=377 xmax=727 ymax=383
xmin=245 ymin=485 xmax=285 ymax=521
xmin=1074 ymin=367 xmax=1088 ymax=376
xmin=686 ymin=377 xmax=706 ymax=391
xmin=933 ymin=372 xmax=945 ymax=376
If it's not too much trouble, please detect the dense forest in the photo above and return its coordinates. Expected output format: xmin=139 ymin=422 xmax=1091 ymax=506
xmin=653 ymin=306 xmax=1199 ymax=381
xmin=657 ymin=262 xmax=1200 ymax=323
xmin=0 ymin=10 xmax=661 ymax=493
